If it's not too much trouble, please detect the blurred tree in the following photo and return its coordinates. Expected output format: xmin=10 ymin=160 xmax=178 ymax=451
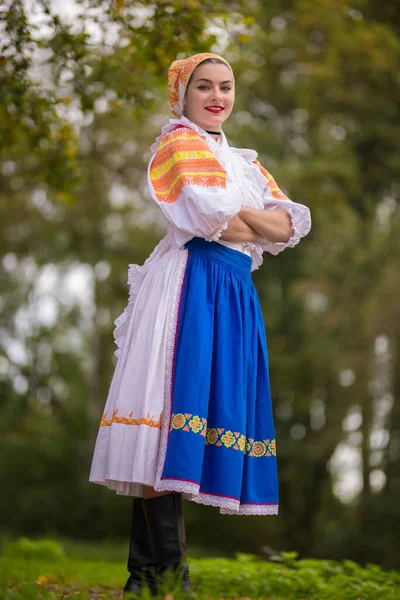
xmin=0 ymin=0 xmax=246 ymax=536
xmin=0 ymin=0 xmax=399 ymax=568
xmin=224 ymin=0 xmax=400 ymax=564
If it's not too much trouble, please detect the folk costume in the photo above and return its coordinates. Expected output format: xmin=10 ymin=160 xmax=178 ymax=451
xmin=89 ymin=52 xmax=311 ymax=596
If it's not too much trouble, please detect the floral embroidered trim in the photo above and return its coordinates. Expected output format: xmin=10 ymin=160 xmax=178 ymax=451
xmin=170 ymin=412 xmax=276 ymax=458
xmin=100 ymin=409 xmax=160 ymax=428
xmin=253 ymin=159 xmax=289 ymax=201
xmin=171 ymin=413 xmax=207 ymax=436
xmin=150 ymin=128 xmax=227 ymax=204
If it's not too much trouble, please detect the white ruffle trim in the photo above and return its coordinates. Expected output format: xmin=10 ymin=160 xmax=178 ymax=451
xmin=113 ymin=233 xmax=176 ymax=357
xmin=204 ymin=221 xmax=229 ymax=242
xmin=151 ymin=116 xmax=219 ymax=153
xmin=278 ymin=205 xmax=301 ymax=247
xmin=230 ymin=146 xmax=258 ymax=165
xmin=112 ymin=264 xmax=140 ymax=358
xmin=260 ymin=200 xmax=311 ymax=256
xmin=95 ymin=479 xmax=146 ymax=498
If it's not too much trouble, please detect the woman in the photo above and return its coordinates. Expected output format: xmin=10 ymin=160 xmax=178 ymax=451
xmin=89 ymin=53 xmax=311 ymax=597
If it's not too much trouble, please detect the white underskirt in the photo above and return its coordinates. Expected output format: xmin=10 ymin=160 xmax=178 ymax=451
xmin=89 ymin=247 xmax=188 ymax=497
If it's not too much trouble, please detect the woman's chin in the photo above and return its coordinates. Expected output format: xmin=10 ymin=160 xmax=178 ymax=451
xmin=195 ymin=115 xmax=227 ymax=131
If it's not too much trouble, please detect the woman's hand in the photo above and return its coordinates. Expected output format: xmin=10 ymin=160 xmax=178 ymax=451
xmin=219 ymin=215 xmax=261 ymax=242
xmin=239 ymin=206 xmax=293 ymax=243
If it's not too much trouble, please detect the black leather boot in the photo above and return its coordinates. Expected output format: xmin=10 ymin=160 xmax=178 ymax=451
xmin=143 ymin=494 xmax=196 ymax=597
xmin=124 ymin=497 xmax=157 ymax=598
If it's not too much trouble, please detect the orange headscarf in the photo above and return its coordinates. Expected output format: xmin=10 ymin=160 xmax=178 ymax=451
xmin=168 ymin=53 xmax=234 ymax=117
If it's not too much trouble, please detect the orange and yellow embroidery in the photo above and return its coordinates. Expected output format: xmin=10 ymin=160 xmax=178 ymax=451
xmin=171 ymin=413 xmax=207 ymax=436
xmin=100 ymin=409 xmax=160 ymax=429
xmin=253 ymin=159 xmax=289 ymax=201
xmin=150 ymin=128 xmax=227 ymax=204
xmin=170 ymin=412 xmax=276 ymax=458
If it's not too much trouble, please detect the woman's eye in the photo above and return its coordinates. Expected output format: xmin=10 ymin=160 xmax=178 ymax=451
xmin=197 ymin=85 xmax=232 ymax=92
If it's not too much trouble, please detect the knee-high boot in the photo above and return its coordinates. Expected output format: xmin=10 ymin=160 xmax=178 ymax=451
xmin=124 ymin=497 xmax=158 ymax=598
xmin=142 ymin=494 xmax=195 ymax=596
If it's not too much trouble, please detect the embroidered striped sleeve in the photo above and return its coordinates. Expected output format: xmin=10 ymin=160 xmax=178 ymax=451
xmin=148 ymin=128 xmax=242 ymax=242
xmin=253 ymin=159 xmax=312 ymax=255
xmin=150 ymin=128 xmax=227 ymax=204
xmin=253 ymin=159 xmax=290 ymax=201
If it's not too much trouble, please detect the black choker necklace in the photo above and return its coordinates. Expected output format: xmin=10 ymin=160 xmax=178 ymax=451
xmin=206 ymin=130 xmax=221 ymax=135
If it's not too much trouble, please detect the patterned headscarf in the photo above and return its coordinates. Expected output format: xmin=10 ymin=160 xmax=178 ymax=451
xmin=168 ymin=53 xmax=234 ymax=117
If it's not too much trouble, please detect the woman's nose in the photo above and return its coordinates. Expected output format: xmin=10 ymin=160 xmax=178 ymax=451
xmin=211 ymin=88 xmax=222 ymax=102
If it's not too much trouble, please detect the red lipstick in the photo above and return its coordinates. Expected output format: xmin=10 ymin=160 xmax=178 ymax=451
xmin=205 ymin=106 xmax=224 ymax=113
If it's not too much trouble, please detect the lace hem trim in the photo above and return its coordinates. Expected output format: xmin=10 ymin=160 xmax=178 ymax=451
xmin=154 ymin=477 xmax=278 ymax=515
xmin=220 ymin=503 xmax=279 ymax=516
xmin=153 ymin=249 xmax=189 ymax=489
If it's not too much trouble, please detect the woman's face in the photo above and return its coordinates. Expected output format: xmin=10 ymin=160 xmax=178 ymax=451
xmin=184 ymin=62 xmax=235 ymax=132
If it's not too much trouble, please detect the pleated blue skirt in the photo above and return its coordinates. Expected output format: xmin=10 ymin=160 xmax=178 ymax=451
xmin=156 ymin=238 xmax=278 ymax=515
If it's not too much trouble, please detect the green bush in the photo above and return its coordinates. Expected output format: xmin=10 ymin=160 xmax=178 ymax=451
xmin=0 ymin=540 xmax=399 ymax=599
xmin=1 ymin=538 xmax=65 ymax=563
xmin=189 ymin=552 xmax=400 ymax=599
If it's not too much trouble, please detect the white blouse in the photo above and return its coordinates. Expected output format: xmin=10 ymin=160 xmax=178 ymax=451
xmin=148 ymin=116 xmax=311 ymax=270
xmin=113 ymin=118 xmax=311 ymax=358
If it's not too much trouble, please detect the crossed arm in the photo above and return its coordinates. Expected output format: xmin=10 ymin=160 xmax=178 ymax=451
xmin=219 ymin=206 xmax=293 ymax=243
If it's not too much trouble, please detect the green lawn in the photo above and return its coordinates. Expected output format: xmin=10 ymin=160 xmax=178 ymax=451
xmin=0 ymin=538 xmax=399 ymax=599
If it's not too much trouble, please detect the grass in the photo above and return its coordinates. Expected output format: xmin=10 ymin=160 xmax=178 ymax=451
xmin=0 ymin=538 xmax=399 ymax=599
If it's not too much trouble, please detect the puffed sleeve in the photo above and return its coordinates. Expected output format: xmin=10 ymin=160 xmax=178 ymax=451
xmin=253 ymin=160 xmax=312 ymax=255
xmin=148 ymin=127 xmax=242 ymax=244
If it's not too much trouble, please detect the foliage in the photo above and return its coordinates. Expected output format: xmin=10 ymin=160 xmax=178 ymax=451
xmin=1 ymin=538 xmax=65 ymax=562
xmin=0 ymin=0 xmax=245 ymax=544
xmin=226 ymin=0 xmax=400 ymax=565
xmin=0 ymin=0 xmax=400 ymax=571
xmin=1 ymin=540 xmax=400 ymax=599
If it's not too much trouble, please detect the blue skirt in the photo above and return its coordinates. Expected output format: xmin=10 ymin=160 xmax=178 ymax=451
xmin=155 ymin=238 xmax=278 ymax=515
